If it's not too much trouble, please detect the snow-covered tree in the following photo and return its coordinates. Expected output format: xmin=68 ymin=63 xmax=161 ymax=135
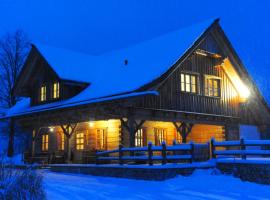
xmin=0 ymin=30 xmax=30 ymax=157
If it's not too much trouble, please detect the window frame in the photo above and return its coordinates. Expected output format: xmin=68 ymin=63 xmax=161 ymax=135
xmin=42 ymin=134 xmax=49 ymax=151
xmin=135 ymin=128 xmax=144 ymax=147
xmin=76 ymin=132 xmax=85 ymax=150
xmin=53 ymin=82 xmax=60 ymax=99
xmin=96 ymin=128 xmax=107 ymax=150
xmin=40 ymin=85 xmax=47 ymax=102
xmin=204 ymin=75 xmax=221 ymax=98
xmin=154 ymin=128 xmax=167 ymax=146
xmin=58 ymin=132 xmax=65 ymax=151
xmin=180 ymin=72 xmax=199 ymax=94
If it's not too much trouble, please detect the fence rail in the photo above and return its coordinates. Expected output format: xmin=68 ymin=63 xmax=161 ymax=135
xmin=96 ymin=141 xmax=195 ymax=165
xmin=211 ymin=138 xmax=270 ymax=159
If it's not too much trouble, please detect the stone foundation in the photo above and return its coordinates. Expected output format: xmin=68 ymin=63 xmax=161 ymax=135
xmin=217 ymin=162 xmax=270 ymax=185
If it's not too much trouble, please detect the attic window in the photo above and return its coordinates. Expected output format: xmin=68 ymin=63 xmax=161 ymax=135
xmin=40 ymin=85 xmax=46 ymax=102
xmin=180 ymin=73 xmax=198 ymax=94
xmin=205 ymin=76 xmax=221 ymax=97
xmin=53 ymin=82 xmax=60 ymax=99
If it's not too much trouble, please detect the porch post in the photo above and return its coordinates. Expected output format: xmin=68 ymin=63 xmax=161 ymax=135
xmin=31 ymin=129 xmax=36 ymax=157
xmin=61 ymin=124 xmax=77 ymax=163
xmin=128 ymin=117 xmax=136 ymax=147
xmin=173 ymin=122 xmax=193 ymax=143
xmin=32 ymin=127 xmax=41 ymax=157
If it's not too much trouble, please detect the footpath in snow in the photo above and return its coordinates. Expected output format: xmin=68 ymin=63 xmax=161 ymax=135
xmin=43 ymin=169 xmax=270 ymax=200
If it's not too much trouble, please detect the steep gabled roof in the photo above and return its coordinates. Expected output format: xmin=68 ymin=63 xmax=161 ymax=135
xmin=5 ymin=19 xmax=217 ymax=118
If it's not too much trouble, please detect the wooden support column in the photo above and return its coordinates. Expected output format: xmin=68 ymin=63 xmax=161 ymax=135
xmin=61 ymin=123 xmax=77 ymax=163
xmin=173 ymin=122 xmax=193 ymax=143
xmin=120 ymin=118 xmax=145 ymax=147
xmin=31 ymin=127 xmax=42 ymax=157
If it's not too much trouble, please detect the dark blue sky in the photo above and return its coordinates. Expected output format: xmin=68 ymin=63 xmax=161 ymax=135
xmin=0 ymin=0 xmax=270 ymax=100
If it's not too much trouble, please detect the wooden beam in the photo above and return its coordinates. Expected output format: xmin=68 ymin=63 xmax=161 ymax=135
xmin=60 ymin=123 xmax=77 ymax=163
xmin=173 ymin=122 xmax=193 ymax=143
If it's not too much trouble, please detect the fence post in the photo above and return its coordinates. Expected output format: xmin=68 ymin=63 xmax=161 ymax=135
xmin=240 ymin=138 xmax=246 ymax=160
xmin=162 ymin=141 xmax=167 ymax=165
xmin=211 ymin=138 xmax=216 ymax=159
xmin=148 ymin=142 xmax=153 ymax=166
xmin=119 ymin=144 xmax=123 ymax=165
xmin=190 ymin=141 xmax=194 ymax=163
xmin=173 ymin=140 xmax=177 ymax=156
xmin=95 ymin=150 xmax=99 ymax=165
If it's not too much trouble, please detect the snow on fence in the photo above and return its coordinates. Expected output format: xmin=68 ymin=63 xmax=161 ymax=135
xmin=96 ymin=141 xmax=194 ymax=165
xmin=211 ymin=138 xmax=270 ymax=159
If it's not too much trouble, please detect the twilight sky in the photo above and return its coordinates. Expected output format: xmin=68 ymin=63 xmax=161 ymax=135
xmin=0 ymin=0 xmax=269 ymax=101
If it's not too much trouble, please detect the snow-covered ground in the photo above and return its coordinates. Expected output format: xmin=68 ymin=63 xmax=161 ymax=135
xmin=43 ymin=169 xmax=270 ymax=200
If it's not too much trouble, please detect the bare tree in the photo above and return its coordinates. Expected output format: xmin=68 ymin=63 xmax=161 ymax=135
xmin=0 ymin=30 xmax=30 ymax=157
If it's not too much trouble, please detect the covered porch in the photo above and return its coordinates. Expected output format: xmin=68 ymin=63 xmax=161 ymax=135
xmin=26 ymin=118 xmax=231 ymax=164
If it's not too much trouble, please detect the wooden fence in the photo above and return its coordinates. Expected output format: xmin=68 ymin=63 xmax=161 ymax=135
xmin=211 ymin=138 xmax=270 ymax=159
xmin=96 ymin=141 xmax=195 ymax=165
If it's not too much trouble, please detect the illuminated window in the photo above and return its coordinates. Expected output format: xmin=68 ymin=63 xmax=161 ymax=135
xmin=40 ymin=85 xmax=46 ymax=102
xmin=59 ymin=133 xmax=65 ymax=150
xmin=42 ymin=134 xmax=49 ymax=151
xmin=53 ymin=82 xmax=60 ymax=99
xmin=76 ymin=132 xmax=84 ymax=150
xmin=135 ymin=129 xmax=144 ymax=147
xmin=180 ymin=73 xmax=198 ymax=93
xmin=96 ymin=129 xmax=107 ymax=150
xmin=154 ymin=128 xmax=166 ymax=146
xmin=205 ymin=77 xmax=220 ymax=97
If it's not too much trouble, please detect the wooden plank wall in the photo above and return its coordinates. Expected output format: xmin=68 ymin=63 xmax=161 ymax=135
xmin=135 ymin=34 xmax=240 ymax=117
xmin=34 ymin=120 xmax=121 ymax=161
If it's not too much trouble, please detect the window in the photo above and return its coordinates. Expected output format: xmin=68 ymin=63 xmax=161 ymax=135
xmin=180 ymin=73 xmax=198 ymax=93
xmin=135 ymin=129 xmax=144 ymax=147
xmin=58 ymin=133 xmax=65 ymax=151
xmin=96 ymin=129 xmax=107 ymax=150
xmin=76 ymin=132 xmax=84 ymax=150
xmin=40 ymin=85 xmax=46 ymax=102
xmin=205 ymin=77 xmax=221 ymax=97
xmin=42 ymin=134 xmax=49 ymax=151
xmin=154 ymin=128 xmax=166 ymax=146
xmin=53 ymin=82 xmax=60 ymax=99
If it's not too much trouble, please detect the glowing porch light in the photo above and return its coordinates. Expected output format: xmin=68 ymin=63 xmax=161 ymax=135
xmin=88 ymin=121 xmax=94 ymax=127
xmin=239 ymin=84 xmax=250 ymax=99
xmin=49 ymin=127 xmax=54 ymax=132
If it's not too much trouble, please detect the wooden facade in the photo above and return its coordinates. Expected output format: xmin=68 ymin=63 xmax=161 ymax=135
xmin=7 ymin=19 xmax=270 ymax=164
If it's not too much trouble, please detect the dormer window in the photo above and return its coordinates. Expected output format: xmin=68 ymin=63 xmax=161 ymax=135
xmin=40 ymin=85 xmax=46 ymax=102
xmin=53 ymin=82 xmax=60 ymax=99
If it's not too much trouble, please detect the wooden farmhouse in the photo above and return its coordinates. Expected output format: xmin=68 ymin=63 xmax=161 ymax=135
xmin=3 ymin=19 xmax=270 ymax=163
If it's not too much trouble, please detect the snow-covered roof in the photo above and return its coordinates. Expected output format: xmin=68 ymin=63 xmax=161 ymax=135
xmin=5 ymin=19 xmax=216 ymax=118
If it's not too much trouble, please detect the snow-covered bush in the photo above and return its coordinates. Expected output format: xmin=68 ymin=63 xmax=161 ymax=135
xmin=0 ymin=154 xmax=45 ymax=200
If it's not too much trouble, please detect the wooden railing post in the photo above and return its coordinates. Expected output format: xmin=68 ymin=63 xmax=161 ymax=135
xmin=119 ymin=144 xmax=123 ymax=165
xmin=173 ymin=140 xmax=177 ymax=156
xmin=240 ymin=138 xmax=246 ymax=160
xmin=162 ymin=141 xmax=167 ymax=165
xmin=211 ymin=138 xmax=216 ymax=159
xmin=190 ymin=141 xmax=194 ymax=163
xmin=148 ymin=142 xmax=153 ymax=166
xmin=95 ymin=150 xmax=99 ymax=165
